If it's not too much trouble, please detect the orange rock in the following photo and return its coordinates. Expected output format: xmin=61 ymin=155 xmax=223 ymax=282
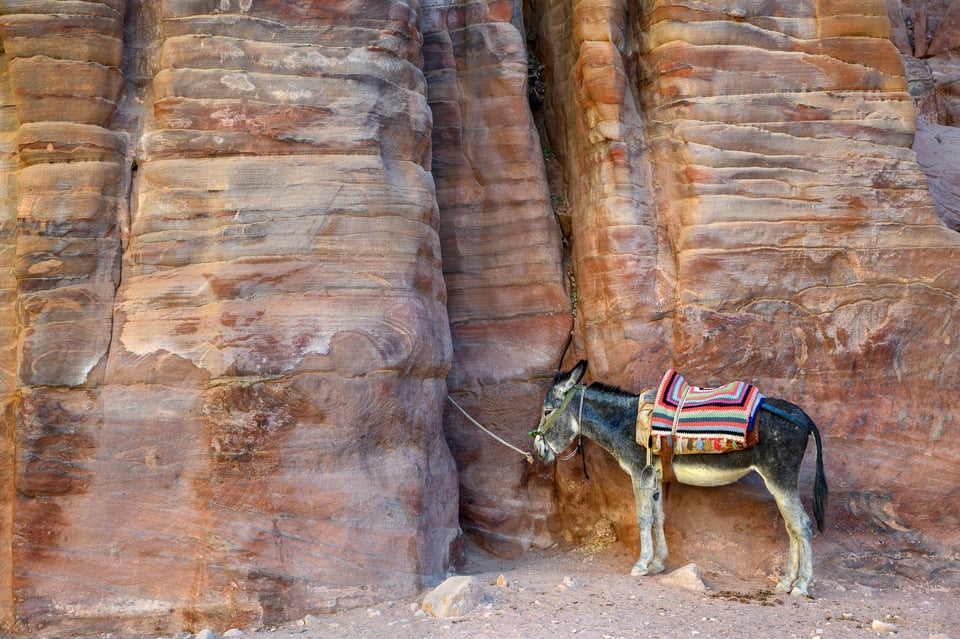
xmin=422 ymin=1 xmax=571 ymax=557
xmin=2 ymin=0 xmax=960 ymax=634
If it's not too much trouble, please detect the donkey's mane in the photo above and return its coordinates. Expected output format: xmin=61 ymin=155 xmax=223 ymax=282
xmin=588 ymin=381 xmax=636 ymax=398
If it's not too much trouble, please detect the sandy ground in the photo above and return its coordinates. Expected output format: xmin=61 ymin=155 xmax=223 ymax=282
xmin=222 ymin=538 xmax=957 ymax=639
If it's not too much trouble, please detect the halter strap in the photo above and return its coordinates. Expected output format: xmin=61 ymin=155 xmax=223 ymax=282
xmin=556 ymin=387 xmax=586 ymax=462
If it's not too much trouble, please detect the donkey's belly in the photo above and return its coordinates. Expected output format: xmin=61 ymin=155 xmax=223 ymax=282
xmin=672 ymin=460 xmax=752 ymax=487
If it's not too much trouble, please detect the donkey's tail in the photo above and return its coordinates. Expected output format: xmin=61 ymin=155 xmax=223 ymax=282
xmin=761 ymin=402 xmax=827 ymax=531
xmin=808 ymin=419 xmax=827 ymax=532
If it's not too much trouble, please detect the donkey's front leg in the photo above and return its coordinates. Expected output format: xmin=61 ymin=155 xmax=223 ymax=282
xmin=630 ymin=474 xmax=660 ymax=576
xmin=649 ymin=479 xmax=668 ymax=574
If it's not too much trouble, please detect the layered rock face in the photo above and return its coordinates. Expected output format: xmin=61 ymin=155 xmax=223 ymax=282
xmin=891 ymin=0 xmax=960 ymax=229
xmin=0 ymin=26 xmax=18 ymax=623
xmin=422 ymin=2 xmax=571 ymax=558
xmin=0 ymin=0 xmax=126 ymax=631
xmin=1 ymin=0 xmax=960 ymax=634
xmin=1 ymin=0 xmax=462 ymax=634
xmin=527 ymin=0 xmax=960 ymax=556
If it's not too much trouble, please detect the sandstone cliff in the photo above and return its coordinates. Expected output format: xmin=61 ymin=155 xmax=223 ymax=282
xmin=422 ymin=1 xmax=571 ymax=559
xmin=0 ymin=0 xmax=958 ymax=635
xmin=529 ymin=0 xmax=960 ymax=559
xmin=1 ymin=0 xmax=462 ymax=634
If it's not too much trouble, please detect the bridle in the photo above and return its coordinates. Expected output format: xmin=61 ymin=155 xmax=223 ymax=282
xmin=534 ymin=384 xmax=586 ymax=461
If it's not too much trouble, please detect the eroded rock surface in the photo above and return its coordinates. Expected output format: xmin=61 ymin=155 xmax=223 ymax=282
xmin=422 ymin=1 xmax=571 ymax=559
xmin=527 ymin=0 xmax=960 ymax=561
xmin=0 ymin=0 xmax=959 ymax=634
xmin=1 ymin=0 xmax=461 ymax=634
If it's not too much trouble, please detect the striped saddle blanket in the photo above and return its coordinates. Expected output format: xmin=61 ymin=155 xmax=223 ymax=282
xmin=645 ymin=369 xmax=764 ymax=454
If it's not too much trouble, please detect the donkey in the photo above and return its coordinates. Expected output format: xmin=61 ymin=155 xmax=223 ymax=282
xmin=533 ymin=360 xmax=827 ymax=597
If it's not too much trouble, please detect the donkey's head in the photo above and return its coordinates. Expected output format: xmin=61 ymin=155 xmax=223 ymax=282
xmin=533 ymin=360 xmax=587 ymax=463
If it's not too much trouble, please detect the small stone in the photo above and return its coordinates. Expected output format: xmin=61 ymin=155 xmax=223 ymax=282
xmin=421 ymin=576 xmax=485 ymax=618
xmin=222 ymin=630 xmax=244 ymax=638
xmin=857 ymin=584 xmax=876 ymax=597
xmin=195 ymin=631 xmax=216 ymax=639
xmin=659 ymin=563 xmax=706 ymax=593
xmin=556 ymin=576 xmax=580 ymax=591
xmin=302 ymin=614 xmax=319 ymax=624
xmin=495 ymin=574 xmax=511 ymax=587
xmin=872 ymin=619 xmax=899 ymax=633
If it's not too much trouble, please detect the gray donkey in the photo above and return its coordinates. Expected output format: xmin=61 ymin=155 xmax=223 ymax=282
xmin=533 ymin=360 xmax=827 ymax=597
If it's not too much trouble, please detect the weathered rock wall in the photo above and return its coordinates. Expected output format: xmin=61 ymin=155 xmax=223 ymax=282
xmin=421 ymin=0 xmax=571 ymax=559
xmin=0 ymin=1 xmax=126 ymax=632
xmin=527 ymin=0 xmax=960 ymax=559
xmin=524 ymin=0 xmax=676 ymax=539
xmin=0 ymin=40 xmax=18 ymax=625
xmin=533 ymin=0 xmax=675 ymax=384
xmin=0 ymin=0 xmax=959 ymax=633
xmin=891 ymin=0 xmax=960 ymax=230
xmin=0 ymin=0 xmax=463 ymax=634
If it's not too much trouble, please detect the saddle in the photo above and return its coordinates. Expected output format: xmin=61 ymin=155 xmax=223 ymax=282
xmin=636 ymin=369 xmax=763 ymax=457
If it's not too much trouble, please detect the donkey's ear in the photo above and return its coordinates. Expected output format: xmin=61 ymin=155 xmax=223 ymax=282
xmin=558 ymin=359 xmax=588 ymax=392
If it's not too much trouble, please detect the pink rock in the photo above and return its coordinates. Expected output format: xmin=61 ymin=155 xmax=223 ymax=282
xmin=660 ymin=563 xmax=707 ymax=593
xmin=0 ymin=1 xmax=461 ymax=634
xmin=913 ymin=119 xmax=960 ymax=230
xmin=926 ymin=0 xmax=960 ymax=56
xmin=422 ymin=1 xmax=572 ymax=557
xmin=421 ymin=576 xmax=485 ymax=618
xmin=2 ymin=0 xmax=960 ymax=635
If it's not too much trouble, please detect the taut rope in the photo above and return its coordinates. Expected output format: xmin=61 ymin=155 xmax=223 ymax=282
xmin=446 ymin=395 xmax=535 ymax=464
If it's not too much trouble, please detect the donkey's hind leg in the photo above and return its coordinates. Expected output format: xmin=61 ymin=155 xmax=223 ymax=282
xmin=765 ymin=481 xmax=814 ymax=597
xmin=630 ymin=474 xmax=662 ymax=576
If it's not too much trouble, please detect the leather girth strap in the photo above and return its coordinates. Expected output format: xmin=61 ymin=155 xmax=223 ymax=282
xmin=657 ymin=441 xmax=675 ymax=484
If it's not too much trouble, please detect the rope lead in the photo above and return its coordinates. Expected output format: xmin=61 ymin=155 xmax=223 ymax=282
xmin=446 ymin=395 xmax=535 ymax=464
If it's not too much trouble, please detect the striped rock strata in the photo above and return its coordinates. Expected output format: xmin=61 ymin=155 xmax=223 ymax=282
xmin=0 ymin=0 xmax=463 ymax=634
xmin=0 ymin=1 xmax=125 ymax=633
xmin=527 ymin=0 xmax=960 ymax=562
xmin=1 ymin=0 xmax=960 ymax=634
xmin=422 ymin=1 xmax=571 ymax=558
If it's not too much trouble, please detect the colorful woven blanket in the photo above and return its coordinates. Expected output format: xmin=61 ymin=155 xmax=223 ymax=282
xmin=650 ymin=369 xmax=764 ymax=453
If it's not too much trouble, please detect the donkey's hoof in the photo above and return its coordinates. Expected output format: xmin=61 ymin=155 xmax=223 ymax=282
xmin=631 ymin=563 xmax=649 ymax=577
xmin=775 ymin=579 xmax=794 ymax=594
xmin=789 ymin=585 xmax=812 ymax=599
xmin=648 ymin=561 xmax=666 ymax=575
